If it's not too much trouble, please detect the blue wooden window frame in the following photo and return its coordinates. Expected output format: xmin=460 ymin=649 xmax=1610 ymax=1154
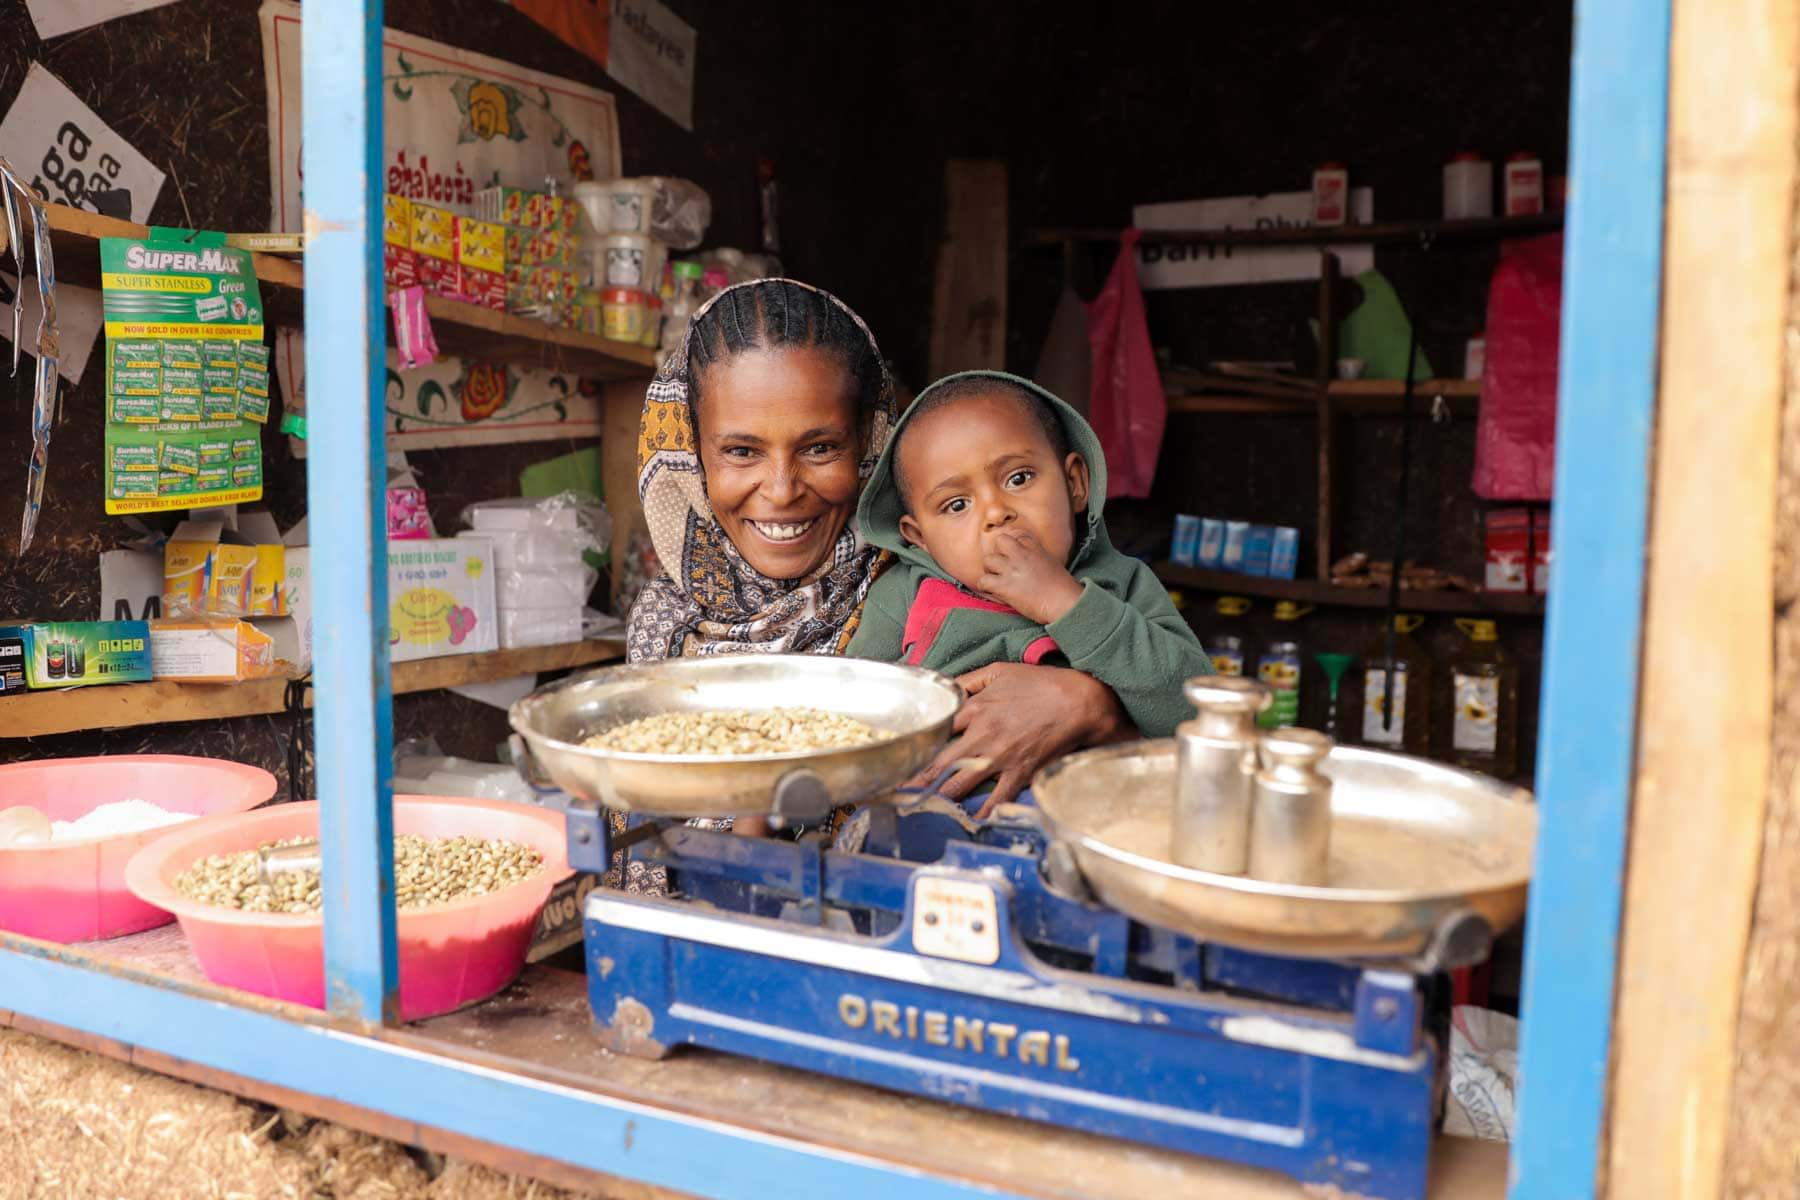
xmin=0 ymin=0 xmax=1668 ymax=1194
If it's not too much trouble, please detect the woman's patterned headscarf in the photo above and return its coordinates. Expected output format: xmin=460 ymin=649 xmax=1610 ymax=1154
xmin=624 ymin=279 xmax=897 ymax=663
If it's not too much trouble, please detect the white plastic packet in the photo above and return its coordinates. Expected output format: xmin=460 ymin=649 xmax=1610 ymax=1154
xmin=1443 ymin=1005 xmax=1520 ymax=1142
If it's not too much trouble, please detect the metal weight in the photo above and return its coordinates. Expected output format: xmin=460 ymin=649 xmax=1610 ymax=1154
xmin=1173 ymin=676 xmax=1272 ymax=874
xmin=1250 ymin=728 xmax=1334 ymax=886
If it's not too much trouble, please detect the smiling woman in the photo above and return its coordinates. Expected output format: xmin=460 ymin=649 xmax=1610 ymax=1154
xmin=619 ymin=280 xmax=1135 ymax=864
xmin=626 ymin=279 xmax=895 ymax=662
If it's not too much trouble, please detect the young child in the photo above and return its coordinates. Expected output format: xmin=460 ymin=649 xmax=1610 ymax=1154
xmin=847 ymin=370 xmax=1212 ymax=758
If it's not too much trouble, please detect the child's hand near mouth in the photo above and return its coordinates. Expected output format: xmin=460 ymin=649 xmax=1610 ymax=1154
xmin=976 ymin=526 xmax=1086 ymax=625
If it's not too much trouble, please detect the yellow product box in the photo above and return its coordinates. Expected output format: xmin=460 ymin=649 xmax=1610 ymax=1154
xmin=410 ymin=203 xmax=456 ymax=262
xmin=148 ymin=618 xmax=278 ymax=683
xmin=209 ymin=543 xmax=259 ymax=614
xmin=162 ymin=523 xmax=215 ymax=612
xmin=162 ymin=517 xmax=288 ymax=618
xmin=383 ymin=193 xmax=412 ymax=247
xmin=455 ymin=217 xmax=506 ymax=274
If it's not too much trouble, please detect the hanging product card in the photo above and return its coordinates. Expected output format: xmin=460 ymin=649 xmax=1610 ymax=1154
xmin=100 ymin=232 xmax=267 ymax=515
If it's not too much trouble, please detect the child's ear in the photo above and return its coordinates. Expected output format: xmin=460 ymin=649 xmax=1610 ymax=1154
xmin=898 ymin=513 xmax=925 ymax=547
xmin=1064 ymin=452 xmax=1090 ymax=511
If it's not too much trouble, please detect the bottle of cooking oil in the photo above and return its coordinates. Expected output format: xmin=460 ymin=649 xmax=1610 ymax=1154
xmin=1344 ymin=615 xmax=1432 ymax=754
xmin=1208 ymin=596 xmax=1251 ymax=676
xmin=1255 ymin=601 xmax=1313 ymax=729
xmin=1449 ymin=618 xmax=1519 ymax=777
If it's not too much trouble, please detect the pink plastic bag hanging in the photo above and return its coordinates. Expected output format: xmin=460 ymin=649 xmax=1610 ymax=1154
xmin=1473 ymin=234 xmax=1562 ymax=500
xmin=1086 ymin=229 xmax=1166 ymax=499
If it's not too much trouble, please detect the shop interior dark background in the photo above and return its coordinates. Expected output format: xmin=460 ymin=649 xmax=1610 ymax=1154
xmin=0 ymin=0 xmax=1568 ymax=781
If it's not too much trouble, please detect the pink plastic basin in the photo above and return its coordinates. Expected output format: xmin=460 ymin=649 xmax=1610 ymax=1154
xmin=125 ymin=796 xmax=573 ymax=1022
xmin=0 ymin=755 xmax=277 ymax=943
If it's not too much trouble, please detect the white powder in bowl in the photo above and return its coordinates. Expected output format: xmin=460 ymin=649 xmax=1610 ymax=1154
xmin=53 ymin=799 xmax=196 ymax=841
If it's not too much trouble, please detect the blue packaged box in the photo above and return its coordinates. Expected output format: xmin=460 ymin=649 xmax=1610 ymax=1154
xmin=1269 ymin=526 xmax=1300 ymax=579
xmin=0 ymin=628 xmax=23 ymax=695
xmin=1243 ymin=525 xmax=1275 ymax=577
xmin=1 ymin=621 xmax=154 ymax=689
xmin=1171 ymin=514 xmax=1201 ymax=566
xmin=1197 ymin=518 xmax=1226 ymax=568
xmin=1221 ymin=521 xmax=1251 ymax=572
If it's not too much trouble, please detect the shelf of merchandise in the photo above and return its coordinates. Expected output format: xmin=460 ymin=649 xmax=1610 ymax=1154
xmin=1167 ymin=378 xmax=1483 ymax=416
xmin=1154 ymin=563 xmax=1547 ymax=617
xmin=0 ymin=0 xmax=1663 ymax=1195
xmin=1029 ymin=213 xmax=1563 ymax=249
xmin=28 ymin=202 xmax=657 ymax=381
xmin=0 ymin=639 xmax=623 ymax=739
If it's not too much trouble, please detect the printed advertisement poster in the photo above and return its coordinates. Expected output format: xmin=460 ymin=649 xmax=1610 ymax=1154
xmin=101 ymin=234 xmax=268 ymax=514
xmin=26 ymin=0 xmax=182 ymax=42
xmin=1132 ymin=189 xmax=1376 ymax=290
xmin=0 ymin=63 xmax=166 ymax=221
xmin=505 ymin=0 xmax=696 ymax=130
xmin=259 ymin=0 xmax=622 ymax=450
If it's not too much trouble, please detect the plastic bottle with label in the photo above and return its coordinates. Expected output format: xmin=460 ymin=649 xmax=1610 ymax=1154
xmin=1255 ymin=601 xmax=1313 ymax=729
xmin=1207 ymin=596 xmax=1251 ymax=677
xmin=656 ymin=261 xmax=704 ymax=368
xmin=1343 ymin=615 xmax=1432 ymax=754
xmin=1448 ymin=618 xmax=1519 ymax=777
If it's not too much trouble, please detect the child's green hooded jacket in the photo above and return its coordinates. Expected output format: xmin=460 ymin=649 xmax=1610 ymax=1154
xmin=846 ymin=371 xmax=1211 ymax=737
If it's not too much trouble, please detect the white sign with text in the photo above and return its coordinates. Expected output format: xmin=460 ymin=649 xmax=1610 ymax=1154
xmin=0 ymin=63 xmax=166 ymax=221
xmin=1133 ymin=189 xmax=1376 ymax=290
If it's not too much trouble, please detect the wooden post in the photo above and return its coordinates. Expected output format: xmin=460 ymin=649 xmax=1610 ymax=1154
xmin=603 ymin=379 xmax=648 ymax=612
xmin=304 ymin=0 xmax=398 ymax=1027
xmin=928 ymin=160 xmax=1008 ymax=379
xmin=1607 ymin=0 xmax=1798 ymax=1193
xmin=1314 ymin=251 xmax=1339 ymax=581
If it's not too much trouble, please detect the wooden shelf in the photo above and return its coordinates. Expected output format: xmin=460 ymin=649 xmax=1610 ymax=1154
xmin=1168 ymin=379 xmax=1483 ymax=416
xmin=30 ymin=203 xmax=656 ymax=382
xmin=0 ymin=639 xmax=624 ymax=739
xmin=1156 ymin=563 xmax=1546 ymax=616
xmin=1031 ymin=213 xmax=1563 ymax=249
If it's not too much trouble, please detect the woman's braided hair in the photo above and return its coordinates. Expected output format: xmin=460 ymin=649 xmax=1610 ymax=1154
xmin=687 ymin=280 xmax=883 ymax=419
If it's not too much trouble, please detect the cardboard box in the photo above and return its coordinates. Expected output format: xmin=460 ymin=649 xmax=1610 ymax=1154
xmin=410 ymin=203 xmax=456 ymax=263
xmin=0 ymin=621 xmax=153 ymax=689
xmin=453 ymin=264 xmax=507 ymax=311
xmin=387 ymin=537 xmax=497 ymax=662
xmin=100 ymin=547 xmax=164 ymax=622
xmin=456 ymin=217 xmax=505 ymax=274
xmin=1532 ymin=509 xmax=1552 ymax=595
xmin=384 ymin=243 xmax=419 ymax=291
xmin=1221 ymin=521 xmax=1251 ymax=573
xmin=383 ymin=193 xmax=411 ymax=247
xmin=1269 ymin=526 xmax=1300 ymax=580
xmin=0 ymin=629 xmax=24 ymax=695
xmin=1484 ymin=509 xmax=1530 ymax=593
xmin=149 ymin=618 xmax=277 ymax=682
xmin=1242 ymin=525 xmax=1274 ymax=578
xmin=164 ymin=516 xmax=287 ymax=618
xmin=283 ymin=545 xmax=312 ymax=672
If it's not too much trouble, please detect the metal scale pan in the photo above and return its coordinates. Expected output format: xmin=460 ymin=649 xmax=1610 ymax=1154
xmin=1032 ymin=740 xmax=1536 ymax=961
xmin=508 ymin=655 xmax=961 ymax=819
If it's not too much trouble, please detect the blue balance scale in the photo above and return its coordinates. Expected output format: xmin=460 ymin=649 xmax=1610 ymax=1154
xmin=512 ymin=656 xmax=1535 ymax=1200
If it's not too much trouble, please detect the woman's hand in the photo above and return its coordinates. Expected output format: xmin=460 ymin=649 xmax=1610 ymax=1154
xmin=908 ymin=663 xmax=1136 ymax=818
